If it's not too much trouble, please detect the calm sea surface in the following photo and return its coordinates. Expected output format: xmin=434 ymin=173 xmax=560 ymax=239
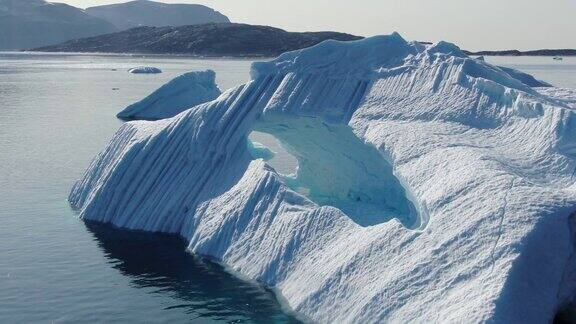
xmin=0 ymin=52 xmax=574 ymax=323
xmin=0 ymin=53 xmax=300 ymax=323
xmin=486 ymin=55 xmax=576 ymax=88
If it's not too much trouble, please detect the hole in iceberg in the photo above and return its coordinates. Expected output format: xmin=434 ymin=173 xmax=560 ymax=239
xmin=248 ymin=131 xmax=299 ymax=176
xmin=247 ymin=116 xmax=422 ymax=229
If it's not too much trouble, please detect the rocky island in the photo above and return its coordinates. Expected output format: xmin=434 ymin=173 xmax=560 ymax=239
xmin=31 ymin=23 xmax=363 ymax=57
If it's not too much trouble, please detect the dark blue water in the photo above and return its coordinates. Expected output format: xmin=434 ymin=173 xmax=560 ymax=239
xmin=0 ymin=52 xmax=300 ymax=323
xmin=86 ymin=222 xmax=299 ymax=323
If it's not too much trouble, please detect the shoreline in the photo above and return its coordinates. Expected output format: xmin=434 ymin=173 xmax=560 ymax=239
xmin=0 ymin=51 xmax=266 ymax=60
xmin=2 ymin=50 xmax=575 ymax=59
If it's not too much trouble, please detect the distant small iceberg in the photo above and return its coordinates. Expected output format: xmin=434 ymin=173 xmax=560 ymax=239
xmin=128 ymin=66 xmax=162 ymax=74
xmin=117 ymin=70 xmax=221 ymax=120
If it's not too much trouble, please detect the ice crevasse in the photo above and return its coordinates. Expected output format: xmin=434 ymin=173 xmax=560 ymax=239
xmin=69 ymin=34 xmax=576 ymax=323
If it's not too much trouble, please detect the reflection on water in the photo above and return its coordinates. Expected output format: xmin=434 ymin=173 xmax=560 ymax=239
xmin=85 ymin=222 xmax=301 ymax=324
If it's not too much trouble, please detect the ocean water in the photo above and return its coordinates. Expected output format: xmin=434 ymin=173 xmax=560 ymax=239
xmin=0 ymin=53 xmax=299 ymax=323
xmin=486 ymin=55 xmax=576 ymax=89
xmin=0 ymin=52 xmax=574 ymax=323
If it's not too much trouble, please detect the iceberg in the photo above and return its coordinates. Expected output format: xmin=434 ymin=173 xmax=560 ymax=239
xmin=117 ymin=70 xmax=221 ymax=120
xmin=70 ymin=34 xmax=576 ymax=323
xmin=128 ymin=66 xmax=162 ymax=74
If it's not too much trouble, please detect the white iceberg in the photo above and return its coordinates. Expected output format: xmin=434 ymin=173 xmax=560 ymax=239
xmin=70 ymin=34 xmax=576 ymax=323
xmin=117 ymin=70 xmax=221 ymax=120
xmin=128 ymin=66 xmax=162 ymax=74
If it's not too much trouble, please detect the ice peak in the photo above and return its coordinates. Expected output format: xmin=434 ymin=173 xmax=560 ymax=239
xmin=389 ymin=31 xmax=406 ymax=41
xmin=251 ymin=33 xmax=417 ymax=79
xmin=426 ymin=40 xmax=467 ymax=57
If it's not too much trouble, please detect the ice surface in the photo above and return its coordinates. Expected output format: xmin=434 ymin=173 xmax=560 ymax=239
xmin=474 ymin=55 xmax=551 ymax=87
xmin=117 ymin=70 xmax=221 ymax=120
xmin=70 ymin=35 xmax=576 ymax=323
xmin=127 ymin=66 xmax=162 ymax=74
xmin=537 ymin=87 xmax=576 ymax=109
xmin=497 ymin=65 xmax=552 ymax=87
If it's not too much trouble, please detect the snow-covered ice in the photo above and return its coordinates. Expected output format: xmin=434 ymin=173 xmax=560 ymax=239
xmin=497 ymin=65 xmax=552 ymax=87
xmin=537 ymin=87 xmax=576 ymax=109
xmin=117 ymin=70 xmax=221 ymax=120
xmin=127 ymin=66 xmax=162 ymax=74
xmin=473 ymin=56 xmax=551 ymax=87
xmin=70 ymin=34 xmax=576 ymax=323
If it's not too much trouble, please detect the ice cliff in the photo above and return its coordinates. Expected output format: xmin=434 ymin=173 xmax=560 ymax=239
xmin=117 ymin=70 xmax=221 ymax=120
xmin=70 ymin=34 xmax=576 ymax=323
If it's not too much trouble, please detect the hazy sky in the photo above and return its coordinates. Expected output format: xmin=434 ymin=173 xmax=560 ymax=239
xmin=62 ymin=0 xmax=575 ymax=51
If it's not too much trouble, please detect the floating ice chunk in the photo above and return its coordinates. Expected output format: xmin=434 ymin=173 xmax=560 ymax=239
xmin=128 ymin=66 xmax=162 ymax=74
xmin=117 ymin=70 xmax=221 ymax=120
xmin=70 ymin=34 xmax=576 ymax=323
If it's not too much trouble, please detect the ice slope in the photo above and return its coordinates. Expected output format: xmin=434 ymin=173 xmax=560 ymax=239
xmin=70 ymin=34 xmax=576 ymax=323
xmin=474 ymin=56 xmax=551 ymax=87
xmin=117 ymin=70 xmax=221 ymax=120
xmin=538 ymin=87 xmax=576 ymax=109
xmin=497 ymin=65 xmax=552 ymax=87
xmin=127 ymin=66 xmax=162 ymax=74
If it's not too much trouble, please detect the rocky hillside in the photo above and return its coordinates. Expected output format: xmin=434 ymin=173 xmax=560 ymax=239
xmin=465 ymin=49 xmax=576 ymax=56
xmin=0 ymin=0 xmax=117 ymax=50
xmin=32 ymin=23 xmax=363 ymax=57
xmin=86 ymin=0 xmax=229 ymax=31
